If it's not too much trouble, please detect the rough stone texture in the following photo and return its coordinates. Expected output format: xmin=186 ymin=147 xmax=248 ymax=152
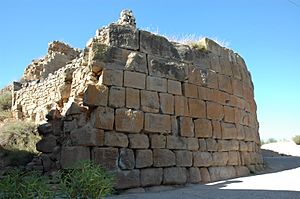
xmin=14 ymin=10 xmax=262 ymax=190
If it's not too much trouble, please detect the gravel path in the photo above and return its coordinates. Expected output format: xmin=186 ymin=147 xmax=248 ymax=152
xmin=108 ymin=156 xmax=300 ymax=199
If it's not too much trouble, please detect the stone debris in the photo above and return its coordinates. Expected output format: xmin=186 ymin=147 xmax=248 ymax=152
xmin=10 ymin=10 xmax=263 ymax=189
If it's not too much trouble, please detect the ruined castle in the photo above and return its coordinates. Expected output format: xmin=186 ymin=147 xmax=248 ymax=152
xmin=12 ymin=10 xmax=263 ymax=189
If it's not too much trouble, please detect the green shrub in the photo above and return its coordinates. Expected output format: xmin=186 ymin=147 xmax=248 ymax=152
xmin=0 ymin=110 xmax=12 ymax=121
xmin=261 ymin=138 xmax=277 ymax=145
xmin=0 ymin=169 xmax=54 ymax=199
xmin=58 ymin=161 xmax=115 ymax=198
xmin=292 ymin=135 xmax=300 ymax=145
xmin=0 ymin=91 xmax=12 ymax=111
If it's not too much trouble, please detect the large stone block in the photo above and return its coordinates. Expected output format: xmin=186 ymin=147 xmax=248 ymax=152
xmin=179 ymin=117 xmax=194 ymax=137
xmin=188 ymin=167 xmax=201 ymax=184
xmin=83 ymin=84 xmax=108 ymax=107
xmin=232 ymin=79 xmax=243 ymax=97
xmin=124 ymin=71 xmax=146 ymax=89
xmin=150 ymin=134 xmax=166 ymax=148
xmin=183 ymin=83 xmax=198 ymax=98
xmin=218 ymin=140 xmax=239 ymax=151
xmin=125 ymin=88 xmax=140 ymax=109
xmin=194 ymin=118 xmax=212 ymax=138
xmin=206 ymin=101 xmax=224 ymax=120
xmin=200 ymin=167 xmax=211 ymax=183
xmin=206 ymin=138 xmax=218 ymax=151
xmin=128 ymin=134 xmax=149 ymax=149
xmin=141 ymin=90 xmax=159 ymax=113
xmin=167 ymin=79 xmax=182 ymax=95
xmin=70 ymin=125 xmax=104 ymax=146
xmin=163 ymin=167 xmax=187 ymax=185
xmin=166 ymin=136 xmax=187 ymax=149
xmin=218 ymin=74 xmax=233 ymax=94
xmin=99 ymin=69 xmax=123 ymax=86
xmin=91 ymin=106 xmax=114 ymax=130
xmin=212 ymin=120 xmax=222 ymax=139
xmin=108 ymin=86 xmax=125 ymax=108
xmin=174 ymin=96 xmax=189 ymax=116
xmin=104 ymin=131 xmax=128 ymax=147
xmin=147 ymin=55 xmax=187 ymax=81
xmin=222 ymin=122 xmax=237 ymax=139
xmin=92 ymin=147 xmax=118 ymax=171
xmin=141 ymin=168 xmax=163 ymax=187
xmin=159 ymin=93 xmax=174 ymax=114
xmin=235 ymin=166 xmax=250 ymax=177
xmin=228 ymin=151 xmax=240 ymax=166
xmin=135 ymin=149 xmax=153 ymax=168
xmin=209 ymin=166 xmax=236 ymax=182
xmin=212 ymin=152 xmax=229 ymax=166
xmin=198 ymin=139 xmax=207 ymax=151
xmin=188 ymin=98 xmax=206 ymax=118
xmin=146 ymin=76 xmax=167 ymax=92
xmin=175 ymin=150 xmax=192 ymax=167
xmin=153 ymin=149 xmax=175 ymax=167
xmin=224 ymin=106 xmax=235 ymax=123
xmin=119 ymin=148 xmax=135 ymax=169
xmin=36 ymin=135 xmax=57 ymax=153
xmin=115 ymin=108 xmax=144 ymax=133
xmin=193 ymin=151 xmax=212 ymax=167
xmin=61 ymin=146 xmax=90 ymax=169
xmin=188 ymin=66 xmax=204 ymax=86
xmin=144 ymin=113 xmax=171 ymax=134
xmin=116 ymin=170 xmax=140 ymax=189
xmin=187 ymin=138 xmax=199 ymax=151
xmin=97 ymin=24 xmax=139 ymax=50
xmin=125 ymin=52 xmax=148 ymax=73
xmin=140 ymin=30 xmax=180 ymax=59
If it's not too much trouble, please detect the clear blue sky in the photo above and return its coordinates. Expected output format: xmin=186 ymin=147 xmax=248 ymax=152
xmin=0 ymin=0 xmax=299 ymax=140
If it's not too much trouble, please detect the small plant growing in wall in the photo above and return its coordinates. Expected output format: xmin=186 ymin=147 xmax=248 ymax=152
xmin=58 ymin=161 xmax=115 ymax=198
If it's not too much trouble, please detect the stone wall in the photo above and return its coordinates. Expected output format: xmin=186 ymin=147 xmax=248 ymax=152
xmin=14 ymin=10 xmax=263 ymax=190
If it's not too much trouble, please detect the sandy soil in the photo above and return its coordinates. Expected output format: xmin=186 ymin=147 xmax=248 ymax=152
xmin=261 ymin=141 xmax=300 ymax=157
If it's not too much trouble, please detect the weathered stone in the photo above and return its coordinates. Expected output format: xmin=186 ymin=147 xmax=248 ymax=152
xmin=147 ymin=55 xmax=187 ymax=81
xmin=159 ymin=93 xmax=174 ymax=114
xmin=218 ymin=140 xmax=239 ymax=151
xmin=188 ymin=98 xmax=206 ymax=118
xmin=109 ymin=86 xmax=125 ymax=108
xmin=119 ymin=148 xmax=135 ymax=169
xmin=228 ymin=151 xmax=240 ymax=166
xmin=125 ymin=52 xmax=148 ymax=73
xmin=239 ymin=141 xmax=248 ymax=152
xmin=179 ymin=117 xmax=194 ymax=137
xmin=188 ymin=66 xmax=204 ymax=86
xmin=166 ymin=136 xmax=187 ymax=149
xmin=99 ymin=69 xmax=123 ymax=86
xmin=187 ymin=138 xmax=199 ymax=151
xmin=188 ymin=167 xmax=201 ymax=184
xmin=224 ymin=106 xmax=235 ymax=123
xmin=212 ymin=152 xmax=228 ymax=166
xmin=206 ymin=138 xmax=218 ymax=151
xmin=193 ymin=151 xmax=212 ymax=167
xmin=222 ymin=122 xmax=237 ymax=139
xmin=128 ymin=134 xmax=149 ymax=149
xmin=140 ymin=31 xmax=180 ymax=59
xmin=235 ymin=166 xmax=250 ymax=177
xmin=84 ymin=85 xmax=108 ymax=107
xmin=174 ymin=96 xmax=189 ymax=116
xmin=125 ymin=88 xmax=140 ymax=109
xmin=116 ymin=170 xmax=140 ymax=189
xmin=198 ymin=87 xmax=208 ymax=100
xmin=212 ymin=120 xmax=222 ymax=139
xmin=209 ymin=166 xmax=236 ymax=182
xmin=232 ymin=79 xmax=243 ymax=97
xmin=92 ymin=106 xmax=114 ymax=130
xmin=141 ymin=168 xmax=163 ymax=187
xmin=146 ymin=76 xmax=167 ymax=92
xmin=175 ymin=150 xmax=192 ymax=166
xmin=61 ymin=146 xmax=90 ymax=169
xmin=153 ymin=149 xmax=175 ymax=167
xmin=198 ymin=139 xmax=207 ymax=151
xmin=63 ymin=120 xmax=78 ymax=133
xmin=36 ymin=135 xmax=57 ymax=153
xmin=167 ymin=79 xmax=182 ymax=95
xmin=206 ymin=101 xmax=224 ymax=120
xmin=200 ymin=167 xmax=211 ymax=183
xmin=124 ymin=71 xmax=146 ymax=89
xmin=171 ymin=116 xmax=179 ymax=135
xmin=206 ymin=70 xmax=219 ymax=89
xmin=92 ymin=147 xmax=118 ymax=170
xmin=70 ymin=125 xmax=104 ymax=146
xmin=163 ymin=167 xmax=187 ymax=185
xmin=150 ymin=134 xmax=166 ymax=148
xmin=183 ymin=83 xmax=198 ymax=99
xmin=104 ymin=131 xmax=128 ymax=147
xmin=115 ymin=108 xmax=144 ymax=133
xmin=218 ymin=75 xmax=233 ymax=94
xmin=141 ymin=90 xmax=159 ymax=113
xmin=219 ymin=57 xmax=233 ymax=76
xmin=144 ymin=113 xmax=171 ymax=134
xmin=135 ymin=149 xmax=153 ymax=168
xmin=194 ymin=119 xmax=212 ymax=138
